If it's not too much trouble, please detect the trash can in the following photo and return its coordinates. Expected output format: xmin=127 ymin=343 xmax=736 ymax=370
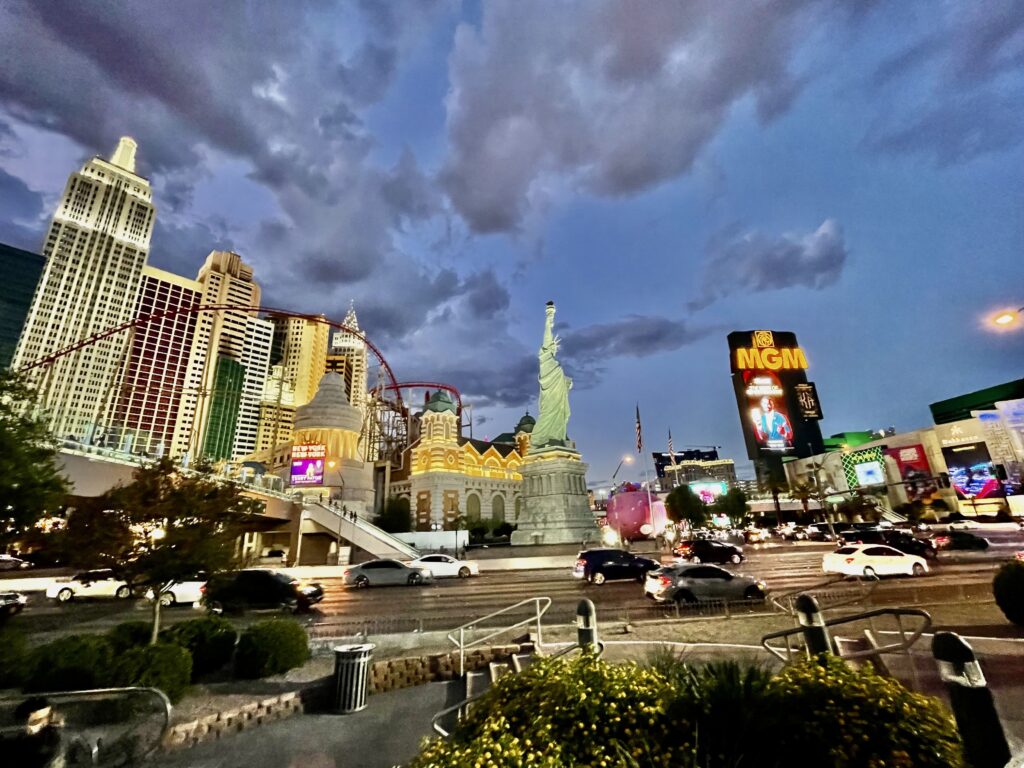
xmin=332 ymin=643 xmax=375 ymax=713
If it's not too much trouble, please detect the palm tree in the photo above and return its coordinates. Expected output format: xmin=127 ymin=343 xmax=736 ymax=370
xmin=789 ymin=482 xmax=814 ymax=519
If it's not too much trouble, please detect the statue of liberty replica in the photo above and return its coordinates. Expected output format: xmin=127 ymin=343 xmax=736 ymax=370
xmin=511 ymin=301 xmax=598 ymax=545
xmin=531 ymin=302 xmax=572 ymax=448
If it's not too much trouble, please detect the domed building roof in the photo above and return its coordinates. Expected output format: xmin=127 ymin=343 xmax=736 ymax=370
xmin=293 ymin=372 xmax=362 ymax=432
xmin=424 ymin=390 xmax=457 ymax=414
xmin=515 ymin=411 xmax=535 ymax=434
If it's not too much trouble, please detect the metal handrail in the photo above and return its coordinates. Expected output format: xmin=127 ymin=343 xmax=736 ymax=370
xmin=770 ymin=574 xmax=879 ymax=615
xmin=0 ymin=686 xmax=172 ymax=764
xmin=761 ymin=607 xmax=932 ymax=663
xmin=447 ymin=597 xmax=552 ymax=676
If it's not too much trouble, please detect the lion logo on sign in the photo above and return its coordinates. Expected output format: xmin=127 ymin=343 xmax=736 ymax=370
xmin=753 ymin=330 xmax=774 ymax=348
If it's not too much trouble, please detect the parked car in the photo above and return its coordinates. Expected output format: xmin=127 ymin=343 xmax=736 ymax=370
xmin=931 ymin=531 xmax=990 ymax=551
xmin=743 ymin=528 xmax=770 ymax=544
xmin=782 ymin=526 xmax=809 ymax=541
xmin=0 ymin=591 xmax=28 ymax=617
xmin=145 ymin=573 xmax=208 ymax=606
xmin=839 ymin=528 xmax=937 ymax=559
xmin=0 ymin=554 xmax=31 ymax=571
xmin=409 ymin=554 xmax=479 ymax=579
xmin=823 ymin=544 xmax=929 ymax=578
xmin=45 ymin=569 xmax=131 ymax=602
xmin=805 ymin=524 xmax=837 ymax=542
xmin=644 ymin=563 xmax=767 ymax=604
xmin=203 ymin=569 xmax=324 ymax=613
xmin=572 ymin=549 xmax=660 ymax=585
xmin=342 ymin=559 xmax=434 ymax=588
xmin=673 ymin=539 xmax=744 ymax=565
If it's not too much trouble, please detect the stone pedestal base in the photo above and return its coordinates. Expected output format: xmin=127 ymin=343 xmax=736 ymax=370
xmin=511 ymin=447 xmax=598 ymax=546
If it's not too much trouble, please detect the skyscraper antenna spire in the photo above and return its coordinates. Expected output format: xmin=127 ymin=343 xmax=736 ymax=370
xmin=110 ymin=136 xmax=137 ymax=173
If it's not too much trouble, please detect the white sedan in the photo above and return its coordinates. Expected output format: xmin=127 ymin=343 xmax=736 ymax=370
xmin=823 ymin=544 xmax=929 ymax=579
xmin=409 ymin=554 xmax=480 ymax=578
xmin=145 ymin=574 xmax=207 ymax=607
xmin=947 ymin=520 xmax=980 ymax=531
xmin=46 ymin=569 xmax=131 ymax=602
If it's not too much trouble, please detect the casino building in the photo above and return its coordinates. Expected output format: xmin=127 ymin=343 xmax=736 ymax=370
xmin=389 ymin=391 xmax=535 ymax=531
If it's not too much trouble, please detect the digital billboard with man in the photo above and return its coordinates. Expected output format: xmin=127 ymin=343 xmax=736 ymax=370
xmin=729 ymin=329 xmax=824 ymax=461
xmin=743 ymin=373 xmax=794 ymax=452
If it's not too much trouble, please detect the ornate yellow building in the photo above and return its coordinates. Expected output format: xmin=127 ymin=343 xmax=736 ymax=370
xmin=390 ymin=390 xmax=535 ymax=531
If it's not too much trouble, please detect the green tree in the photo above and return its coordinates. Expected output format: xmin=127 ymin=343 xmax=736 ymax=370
xmin=789 ymin=482 xmax=814 ymax=518
xmin=712 ymin=488 xmax=749 ymax=529
xmin=0 ymin=371 xmax=70 ymax=550
xmin=376 ymin=496 xmax=412 ymax=533
xmin=665 ymin=485 xmax=708 ymax=530
xmin=60 ymin=458 xmax=262 ymax=643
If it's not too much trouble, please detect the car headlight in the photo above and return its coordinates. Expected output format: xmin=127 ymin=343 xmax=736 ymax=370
xmin=755 ymin=580 xmax=767 ymax=590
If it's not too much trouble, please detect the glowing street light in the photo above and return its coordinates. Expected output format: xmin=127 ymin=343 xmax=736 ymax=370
xmin=988 ymin=306 xmax=1023 ymax=330
xmin=611 ymin=454 xmax=634 ymax=481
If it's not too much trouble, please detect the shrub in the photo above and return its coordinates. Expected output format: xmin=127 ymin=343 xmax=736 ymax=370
xmin=768 ymin=656 xmax=963 ymax=767
xmin=234 ymin=619 xmax=309 ymax=679
xmin=25 ymin=635 xmax=113 ymax=692
xmin=994 ymin=561 xmax=1024 ymax=625
xmin=107 ymin=621 xmax=152 ymax=653
xmin=411 ymin=654 xmax=964 ymax=768
xmin=492 ymin=522 xmax=516 ymax=538
xmin=412 ymin=653 xmax=685 ymax=768
xmin=162 ymin=616 xmax=237 ymax=680
xmin=0 ymin=626 xmax=28 ymax=688
xmin=113 ymin=643 xmax=192 ymax=703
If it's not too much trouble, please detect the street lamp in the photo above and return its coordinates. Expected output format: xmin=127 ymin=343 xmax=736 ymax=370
xmin=988 ymin=306 xmax=1023 ymax=330
xmin=611 ymin=454 xmax=634 ymax=482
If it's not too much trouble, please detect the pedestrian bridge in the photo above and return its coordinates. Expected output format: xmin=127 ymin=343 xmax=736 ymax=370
xmin=56 ymin=445 xmax=417 ymax=562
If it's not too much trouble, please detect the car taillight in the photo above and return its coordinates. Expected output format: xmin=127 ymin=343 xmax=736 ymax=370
xmin=575 ymin=560 xmax=586 ymax=569
xmin=343 ymin=569 xmax=351 ymax=576
xmin=200 ymin=584 xmax=206 ymax=594
xmin=658 ymin=576 xmax=672 ymax=587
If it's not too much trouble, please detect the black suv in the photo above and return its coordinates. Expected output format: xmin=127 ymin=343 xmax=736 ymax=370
xmin=573 ymin=549 xmax=660 ymax=585
xmin=673 ymin=539 xmax=744 ymax=564
xmin=203 ymin=569 xmax=324 ymax=613
xmin=839 ymin=528 xmax=937 ymax=559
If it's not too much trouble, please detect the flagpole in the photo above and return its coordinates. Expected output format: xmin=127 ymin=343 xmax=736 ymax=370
xmin=636 ymin=404 xmax=654 ymax=534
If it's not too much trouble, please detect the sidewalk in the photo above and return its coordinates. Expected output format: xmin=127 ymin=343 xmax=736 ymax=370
xmin=153 ymin=682 xmax=452 ymax=768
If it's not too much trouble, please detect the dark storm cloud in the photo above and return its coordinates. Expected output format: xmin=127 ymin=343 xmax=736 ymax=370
xmin=690 ymin=220 xmax=848 ymax=310
xmin=440 ymin=353 xmax=538 ymax=410
xmin=560 ymin=315 xmax=713 ymax=364
xmin=442 ymin=0 xmax=819 ymax=233
xmin=0 ymin=168 xmax=45 ymax=250
xmin=864 ymin=0 xmax=1024 ymax=164
xmin=461 ymin=270 xmax=511 ymax=320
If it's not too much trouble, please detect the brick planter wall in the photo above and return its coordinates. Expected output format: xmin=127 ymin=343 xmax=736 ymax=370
xmin=161 ymin=644 xmax=526 ymax=752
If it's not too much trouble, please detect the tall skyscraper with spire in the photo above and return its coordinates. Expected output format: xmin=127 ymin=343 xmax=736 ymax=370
xmin=12 ymin=137 xmax=155 ymax=442
xmin=326 ymin=302 xmax=368 ymax=410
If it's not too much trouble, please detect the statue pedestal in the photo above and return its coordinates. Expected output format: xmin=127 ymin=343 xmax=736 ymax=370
xmin=511 ymin=446 xmax=598 ymax=546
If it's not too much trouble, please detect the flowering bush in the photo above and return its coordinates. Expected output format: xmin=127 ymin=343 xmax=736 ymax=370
xmin=410 ymin=652 xmax=964 ymax=768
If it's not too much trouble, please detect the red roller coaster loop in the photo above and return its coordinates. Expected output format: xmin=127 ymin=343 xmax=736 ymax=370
xmin=16 ymin=304 xmax=409 ymax=402
xmin=382 ymin=382 xmax=463 ymax=411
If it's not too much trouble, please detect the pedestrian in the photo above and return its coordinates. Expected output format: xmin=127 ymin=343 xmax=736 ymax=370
xmin=353 ymin=511 xmax=358 ymax=524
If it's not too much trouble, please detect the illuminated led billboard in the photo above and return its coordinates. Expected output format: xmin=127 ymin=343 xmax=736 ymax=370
xmin=290 ymin=444 xmax=326 ymax=486
xmin=688 ymin=481 xmax=728 ymax=504
xmin=728 ymin=330 xmax=824 ymax=461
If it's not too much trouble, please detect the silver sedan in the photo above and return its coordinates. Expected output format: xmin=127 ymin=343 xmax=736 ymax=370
xmin=343 ymin=559 xmax=434 ymax=588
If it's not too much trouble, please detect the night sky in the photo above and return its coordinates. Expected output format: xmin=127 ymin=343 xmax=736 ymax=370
xmin=1 ymin=1 xmax=1021 ymax=483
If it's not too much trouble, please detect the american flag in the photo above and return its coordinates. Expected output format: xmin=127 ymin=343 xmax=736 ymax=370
xmin=668 ymin=429 xmax=677 ymax=466
xmin=635 ymin=404 xmax=643 ymax=453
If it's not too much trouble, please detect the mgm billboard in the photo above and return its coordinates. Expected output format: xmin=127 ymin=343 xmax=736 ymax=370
xmin=728 ymin=330 xmax=824 ymax=461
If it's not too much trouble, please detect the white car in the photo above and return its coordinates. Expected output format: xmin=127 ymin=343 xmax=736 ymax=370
xmin=145 ymin=574 xmax=208 ymax=607
xmin=947 ymin=520 xmax=980 ymax=531
xmin=0 ymin=554 xmax=31 ymax=571
xmin=46 ymin=569 xmax=131 ymax=602
xmin=409 ymin=554 xmax=480 ymax=578
xmin=823 ymin=544 xmax=929 ymax=579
